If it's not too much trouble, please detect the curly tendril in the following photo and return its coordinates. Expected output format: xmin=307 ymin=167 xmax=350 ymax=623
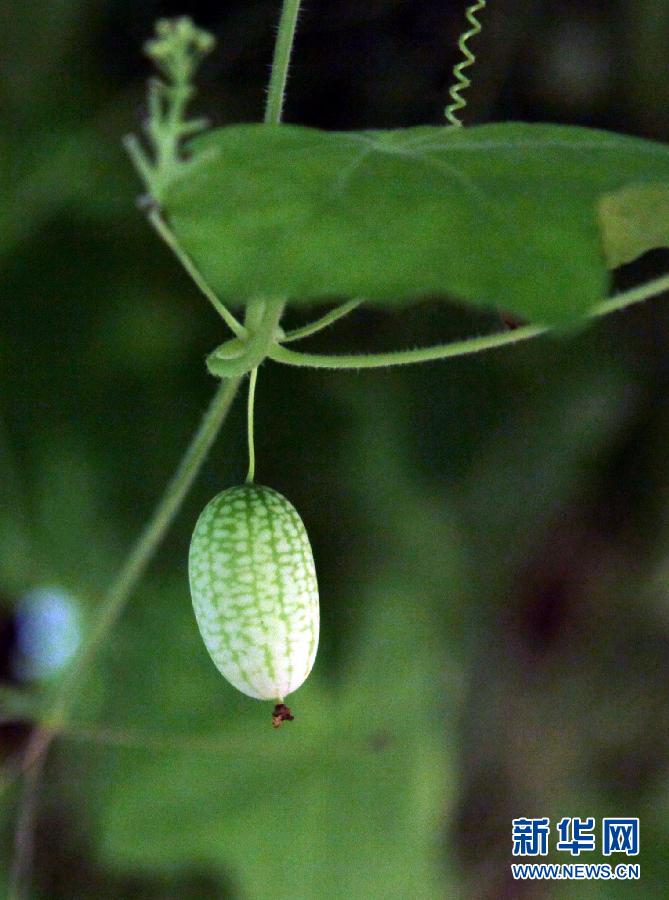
xmin=445 ymin=0 xmax=487 ymax=127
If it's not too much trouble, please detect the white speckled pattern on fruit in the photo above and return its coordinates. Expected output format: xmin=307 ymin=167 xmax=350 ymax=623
xmin=189 ymin=484 xmax=319 ymax=700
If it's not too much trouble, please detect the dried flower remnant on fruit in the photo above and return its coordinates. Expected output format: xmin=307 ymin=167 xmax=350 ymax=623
xmin=272 ymin=703 xmax=295 ymax=728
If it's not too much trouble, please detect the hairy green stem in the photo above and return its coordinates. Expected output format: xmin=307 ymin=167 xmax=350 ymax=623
xmin=265 ymin=0 xmax=303 ymax=124
xmin=148 ymin=210 xmax=246 ymax=337
xmin=282 ymin=299 xmax=363 ymax=342
xmin=271 ymin=322 xmax=545 ymax=368
xmin=268 ymin=273 xmax=669 ymax=369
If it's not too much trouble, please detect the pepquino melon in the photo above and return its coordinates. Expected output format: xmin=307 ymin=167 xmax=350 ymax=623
xmin=189 ymin=484 xmax=319 ymax=726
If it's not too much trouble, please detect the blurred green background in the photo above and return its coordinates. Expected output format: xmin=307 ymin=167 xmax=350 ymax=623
xmin=2 ymin=1 xmax=669 ymax=897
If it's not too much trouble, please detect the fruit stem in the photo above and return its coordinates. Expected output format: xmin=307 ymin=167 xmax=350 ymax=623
xmin=246 ymin=367 xmax=258 ymax=483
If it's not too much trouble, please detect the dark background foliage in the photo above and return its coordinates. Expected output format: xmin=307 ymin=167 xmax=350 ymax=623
xmin=2 ymin=1 xmax=669 ymax=897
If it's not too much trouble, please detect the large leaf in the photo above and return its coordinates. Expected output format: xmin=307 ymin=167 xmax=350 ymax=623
xmin=88 ymin=583 xmax=455 ymax=899
xmin=161 ymin=122 xmax=669 ymax=326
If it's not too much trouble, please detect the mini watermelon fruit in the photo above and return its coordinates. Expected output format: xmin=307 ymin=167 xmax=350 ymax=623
xmin=189 ymin=484 xmax=319 ymax=726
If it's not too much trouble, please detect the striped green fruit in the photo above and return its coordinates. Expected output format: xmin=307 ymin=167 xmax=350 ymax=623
xmin=189 ymin=484 xmax=319 ymax=711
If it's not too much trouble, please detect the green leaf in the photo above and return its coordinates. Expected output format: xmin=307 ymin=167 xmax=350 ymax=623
xmin=161 ymin=122 xmax=669 ymax=326
xmin=83 ymin=581 xmax=455 ymax=898
xmin=598 ymin=181 xmax=669 ymax=268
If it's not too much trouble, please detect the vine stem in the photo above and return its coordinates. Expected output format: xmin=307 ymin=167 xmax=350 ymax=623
xmin=46 ymin=376 xmax=241 ymax=728
xmin=265 ymin=0 xmax=303 ymax=124
xmin=282 ymin=299 xmax=363 ymax=342
xmin=5 ymin=374 xmax=241 ymax=804
xmin=6 ymin=377 xmax=241 ymax=891
xmin=268 ymin=273 xmax=669 ymax=369
xmin=147 ymin=209 xmax=246 ymax=337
